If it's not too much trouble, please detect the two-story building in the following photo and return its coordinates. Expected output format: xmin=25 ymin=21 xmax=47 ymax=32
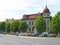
xmin=21 ymin=6 xmax=51 ymax=33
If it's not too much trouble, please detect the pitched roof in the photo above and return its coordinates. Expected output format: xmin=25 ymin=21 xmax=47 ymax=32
xmin=22 ymin=13 xmax=43 ymax=20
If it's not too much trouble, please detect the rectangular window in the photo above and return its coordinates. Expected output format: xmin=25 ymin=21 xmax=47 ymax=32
xmin=47 ymin=20 xmax=49 ymax=25
xmin=32 ymin=21 xmax=34 ymax=25
xmin=32 ymin=27 xmax=34 ymax=32
xmin=29 ymin=28 xmax=31 ymax=32
xmin=29 ymin=21 xmax=31 ymax=25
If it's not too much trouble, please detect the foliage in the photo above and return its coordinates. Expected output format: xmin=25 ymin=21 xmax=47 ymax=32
xmin=0 ymin=22 xmax=2 ymax=31
xmin=34 ymin=16 xmax=46 ymax=32
xmin=19 ymin=21 xmax=28 ymax=32
xmin=0 ymin=22 xmax=6 ymax=32
xmin=0 ymin=20 xmax=28 ymax=33
xmin=5 ymin=22 xmax=11 ymax=33
xmin=50 ymin=12 xmax=60 ymax=34
xmin=11 ymin=20 xmax=20 ymax=32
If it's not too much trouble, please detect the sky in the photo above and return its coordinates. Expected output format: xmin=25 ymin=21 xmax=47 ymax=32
xmin=0 ymin=0 xmax=60 ymax=21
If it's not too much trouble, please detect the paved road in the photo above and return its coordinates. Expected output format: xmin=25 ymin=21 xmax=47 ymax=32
xmin=0 ymin=35 xmax=60 ymax=45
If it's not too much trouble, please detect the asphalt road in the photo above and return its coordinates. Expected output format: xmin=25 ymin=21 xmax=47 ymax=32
xmin=0 ymin=35 xmax=60 ymax=45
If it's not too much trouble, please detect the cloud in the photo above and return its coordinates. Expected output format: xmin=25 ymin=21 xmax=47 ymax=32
xmin=0 ymin=10 xmax=23 ymax=21
xmin=0 ymin=0 xmax=31 ymax=21
xmin=0 ymin=0 xmax=60 ymax=21
xmin=0 ymin=0 xmax=30 ymax=10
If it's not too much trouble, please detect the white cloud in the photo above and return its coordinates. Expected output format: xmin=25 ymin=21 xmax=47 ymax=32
xmin=0 ymin=0 xmax=31 ymax=21
xmin=0 ymin=0 xmax=60 ymax=21
xmin=0 ymin=0 xmax=30 ymax=10
xmin=0 ymin=10 xmax=22 ymax=21
xmin=47 ymin=0 xmax=60 ymax=5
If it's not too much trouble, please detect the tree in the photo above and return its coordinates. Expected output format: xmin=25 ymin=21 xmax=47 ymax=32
xmin=50 ymin=12 xmax=60 ymax=34
xmin=0 ymin=22 xmax=2 ymax=31
xmin=0 ymin=22 xmax=6 ymax=32
xmin=5 ymin=22 xmax=11 ymax=33
xmin=11 ymin=20 xmax=20 ymax=32
xmin=34 ymin=16 xmax=46 ymax=32
xmin=19 ymin=21 xmax=28 ymax=32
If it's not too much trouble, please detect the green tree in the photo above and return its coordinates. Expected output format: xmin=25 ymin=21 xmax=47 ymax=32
xmin=0 ymin=22 xmax=2 ymax=31
xmin=50 ymin=12 xmax=60 ymax=34
xmin=5 ymin=22 xmax=11 ymax=33
xmin=0 ymin=22 xmax=6 ymax=32
xmin=11 ymin=20 xmax=20 ymax=32
xmin=19 ymin=21 xmax=28 ymax=32
xmin=34 ymin=16 xmax=46 ymax=32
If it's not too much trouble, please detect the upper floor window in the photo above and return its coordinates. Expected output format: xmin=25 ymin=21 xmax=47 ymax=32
xmin=46 ymin=13 xmax=50 ymax=17
xmin=47 ymin=20 xmax=49 ymax=25
xmin=32 ymin=21 xmax=34 ymax=25
xmin=29 ymin=21 xmax=31 ymax=25
xmin=29 ymin=21 xmax=34 ymax=25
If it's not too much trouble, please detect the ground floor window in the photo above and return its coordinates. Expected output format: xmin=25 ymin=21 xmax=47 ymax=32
xmin=29 ymin=28 xmax=31 ymax=32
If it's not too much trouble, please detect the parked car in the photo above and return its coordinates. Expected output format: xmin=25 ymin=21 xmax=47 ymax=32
xmin=48 ymin=33 xmax=56 ymax=37
xmin=0 ymin=31 xmax=4 ymax=37
xmin=10 ymin=32 xmax=16 ymax=35
xmin=39 ymin=32 xmax=48 ymax=37
xmin=0 ymin=31 xmax=4 ymax=34
xmin=33 ymin=32 xmax=42 ymax=36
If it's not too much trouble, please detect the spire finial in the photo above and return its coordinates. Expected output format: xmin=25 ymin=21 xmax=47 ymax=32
xmin=46 ymin=5 xmax=47 ymax=8
xmin=46 ymin=0 xmax=47 ymax=8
